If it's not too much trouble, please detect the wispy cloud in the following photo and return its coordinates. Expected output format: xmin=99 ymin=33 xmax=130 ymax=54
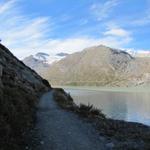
xmin=90 ymin=0 xmax=119 ymax=21
xmin=133 ymin=13 xmax=150 ymax=26
xmin=29 ymin=36 xmax=132 ymax=56
xmin=0 ymin=0 xmax=133 ymax=59
xmin=0 ymin=0 xmax=52 ymax=58
xmin=0 ymin=0 xmax=16 ymax=14
xmin=104 ymin=27 xmax=131 ymax=37
xmin=102 ymin=23 xmax=132 ymax=48
xmin=132 ymin=0 xmax=150 ymax=25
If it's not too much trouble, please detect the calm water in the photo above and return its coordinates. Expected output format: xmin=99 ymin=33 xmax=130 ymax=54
xmin=65 ymin=88 xmax=150 ymax=126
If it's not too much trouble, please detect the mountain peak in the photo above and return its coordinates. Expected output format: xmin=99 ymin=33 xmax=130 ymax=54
xmin=45 ymin=45 xmax=150 ymax=86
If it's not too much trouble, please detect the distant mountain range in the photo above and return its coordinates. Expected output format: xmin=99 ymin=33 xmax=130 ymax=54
xmin=23 ymin=46 xmax=150 ymax=87
xmin=23 ymin=52 xmax=68 ymax=76
xmin=56 ymin=52 xmax=69 ymax=57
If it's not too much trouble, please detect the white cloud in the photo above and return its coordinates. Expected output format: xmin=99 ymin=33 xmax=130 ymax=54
xmin=0 ymin=0 xmax=16 ymax=14
xmin=0 ymin=0 xmax=132 ymax=59
xmin=0 ymin=0 xmax=52 ymax=58
xmin=90 ymin=0 xmax=119 ymax=21
xmin=6 ymin=34 xmax=133 ymax=58
xmin=14 ymin=36 xmax=132 ymax=59
xmin=104 ymin=27 xmax=131 ymax=37
xmin=102 ymin=25 xmax=132 ymax=48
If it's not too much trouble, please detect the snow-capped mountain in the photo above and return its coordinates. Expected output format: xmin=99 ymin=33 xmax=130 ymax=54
xmin=47 ymin=53 xmax=68 ymax=64
xmin=23 ymin=52 xmax=68 ymax=65
xmin=34 ymin=52 xmax=50 ymax=62
xmin=23 ymin=52 xmax=68 ymax=76
xmin=23 ymin=46 xmax=150 ymax=87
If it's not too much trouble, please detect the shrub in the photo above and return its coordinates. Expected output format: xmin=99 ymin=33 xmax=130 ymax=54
xmin=53 ymin=88 xmax=106 ymax=119
xmin=77 ymin=103 xmax=106 ymax=118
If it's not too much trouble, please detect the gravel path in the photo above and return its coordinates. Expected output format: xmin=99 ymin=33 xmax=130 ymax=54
xmin=30 ymin=91 xmax=109 ymax=150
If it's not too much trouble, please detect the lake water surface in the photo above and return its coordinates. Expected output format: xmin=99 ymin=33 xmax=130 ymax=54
xmin=65 ymin=88 xmax=150 ymax=126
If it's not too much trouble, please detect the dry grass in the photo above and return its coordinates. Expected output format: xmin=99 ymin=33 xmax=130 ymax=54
xmin=0 ymin=86 xmax=39 ymax=150
xmin=53 ymin=88 xmax=106 ymax=119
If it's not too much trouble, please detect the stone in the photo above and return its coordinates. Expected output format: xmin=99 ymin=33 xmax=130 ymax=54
xmin=106 ymin=142 xmax=114 ymax=148
xmin=40 ymin=141 xmax=44 ymax=145
xmin=0 ymin=65 xmax=2 ymax=77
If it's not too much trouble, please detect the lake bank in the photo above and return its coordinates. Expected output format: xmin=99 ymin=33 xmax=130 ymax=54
xmin=53 ymin=88 xmax=150 ymax=150
xmin=53 ymin=85 xmax=150 ymax=93
xmin=55 ymin=87 xmax=150 ymax=126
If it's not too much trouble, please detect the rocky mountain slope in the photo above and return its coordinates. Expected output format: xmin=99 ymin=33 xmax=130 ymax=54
xmin=46 ymin=45 xmax=150 ymax=87
xmin=23 ymin=52 xmax=68 ymax=77
xmin=23 ymin=55 xmax=50 ymax=77
xmin=0 ymin=44 xmax=51 ymax=150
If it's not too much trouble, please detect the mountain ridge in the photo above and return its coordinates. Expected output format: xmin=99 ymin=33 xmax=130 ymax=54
xmin=46 ymin=45 xmax=150 ymax=87
xmin=23 ymin=52 xmax=69 ymax=76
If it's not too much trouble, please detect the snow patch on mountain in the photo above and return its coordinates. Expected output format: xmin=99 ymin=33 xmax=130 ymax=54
xmin=28 ymin=52 xmax=69 ymax=65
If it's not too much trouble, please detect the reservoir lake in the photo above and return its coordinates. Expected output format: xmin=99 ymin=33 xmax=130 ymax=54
xmin=65 ymin=87 xmax=150 ymax=126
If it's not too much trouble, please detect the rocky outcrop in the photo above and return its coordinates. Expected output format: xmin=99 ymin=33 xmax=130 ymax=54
xmin=0 ymin=44 xmax=51 ymax=150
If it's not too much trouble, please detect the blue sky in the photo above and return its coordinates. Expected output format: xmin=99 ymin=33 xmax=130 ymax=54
xmin=0 ymin=0 xmax=150 ymax=58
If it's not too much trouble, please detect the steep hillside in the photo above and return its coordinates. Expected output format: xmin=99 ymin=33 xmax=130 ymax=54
xmin=0 ymin=44 xmax=51 ymax=150
xmin=46 ymin=45 xmax=150 ymax=86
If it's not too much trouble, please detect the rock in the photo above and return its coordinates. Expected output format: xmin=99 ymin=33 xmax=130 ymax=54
xmin=40 ymin=141 xmax=44 ymax=145
xmin=99 ymin=136 xmax=106 ymax=142
xmin=0 ymin=64 xmax=2 ymax=77
xmin=0 ymin=65 xmax=3 ymax=88
xmin=106 ymin=142 xmax=114 ymax=149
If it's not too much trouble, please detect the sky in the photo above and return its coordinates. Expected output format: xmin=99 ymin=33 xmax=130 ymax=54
xmin=0 ymin=0 xmax=150 ymax=59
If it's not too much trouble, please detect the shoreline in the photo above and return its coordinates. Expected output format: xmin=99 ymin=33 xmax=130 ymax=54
xmin=53 ymin=88 xmax=150 ymax=149
xmin=53 ymin=85 xmax=150 ymax=93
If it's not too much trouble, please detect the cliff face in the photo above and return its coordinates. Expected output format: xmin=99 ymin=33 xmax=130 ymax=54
xmin=0 ymin=44 xmax=51 ymax=150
